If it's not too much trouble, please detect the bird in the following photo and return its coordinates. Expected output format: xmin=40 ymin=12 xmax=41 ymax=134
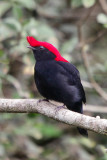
xmin=27 ymin=36 xmax=88 ymax=137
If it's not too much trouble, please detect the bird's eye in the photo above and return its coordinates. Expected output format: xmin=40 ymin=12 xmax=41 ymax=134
xmin=40 ymin=46 xmax=44 ymax=49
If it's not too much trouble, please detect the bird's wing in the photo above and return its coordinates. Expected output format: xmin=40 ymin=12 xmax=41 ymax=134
xmin=35 ymin=61 xmax=86 ymax=104
xmin=57 ymin=61 xmax=86 ymax=104
xmin=57 ymin=61 xmax=80 ymax=79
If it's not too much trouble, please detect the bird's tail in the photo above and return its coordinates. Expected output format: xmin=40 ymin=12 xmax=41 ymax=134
xmin=67 ymin=102 xmax=88 ymax=137
xmin=76 ymin=105 xmax=88 ymax=137
xmin=77 ymin=127 xmax=88 ymax=137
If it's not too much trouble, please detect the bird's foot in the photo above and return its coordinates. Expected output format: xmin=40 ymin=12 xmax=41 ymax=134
xmin=55 ymin=105 xmax=66 ymax=114
xmin=38 ymin=99 xmax=49 ymax=103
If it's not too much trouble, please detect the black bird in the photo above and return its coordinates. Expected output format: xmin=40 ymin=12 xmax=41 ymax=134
xmin=27 ymin=36 xmax=88 ymax=137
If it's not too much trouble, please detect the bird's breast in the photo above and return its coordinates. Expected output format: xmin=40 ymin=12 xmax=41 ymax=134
xmin=34 ymin=61 xmax=58 ymax=99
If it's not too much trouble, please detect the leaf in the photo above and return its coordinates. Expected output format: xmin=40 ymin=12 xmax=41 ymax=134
xmin=97 ymin=13 xmax=107 ymax=24
xmin=0 ymin=18 xmax=21 ymax=40
xmin=71 ymin=0 xmax=83 ymax=8
xmin=60 ymin=37 xmax=78 ymax=55
xmin=0 ymin=1 xmax=11 ymax=17
xmin=0 ymin=79 xmax=3 ymax=97
xmin=13 ymin=0 xmax=36 ymax=9
xmin=24 ymin=18 xmax=38 ymax=36
xmin=82 ymin=0 xmax=96 ymax=8
xmin=24 ymin=18 xmax=56 ymax=43
xmin=4 ymin=17 xmax=22 ymax=32
xmin=37 ymin=124 xmax=62 ymax=138
xmin=9 ymin=38 xmax=28 ymax=55
xmin=12 ymin=4 xmax=23 ymax=20
xmin=36 ymin=24 xmax=55 ymax=41
xmin=0 ymin=22 xmax=15 ymax=41
xmin=0 ymin=50 xmax=4 ymax=57
xmin=27 ymin=113 xmax=39 ymax=118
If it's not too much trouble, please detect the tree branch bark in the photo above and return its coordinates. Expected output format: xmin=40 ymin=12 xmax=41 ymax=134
xmin=0 ymin=99 xmax=107 ymax=136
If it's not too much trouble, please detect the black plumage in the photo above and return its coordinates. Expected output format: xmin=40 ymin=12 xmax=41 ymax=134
xmin=28 ymin=45 xmax=88 ymax=137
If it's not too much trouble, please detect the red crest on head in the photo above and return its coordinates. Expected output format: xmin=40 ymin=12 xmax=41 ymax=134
xmin=27 ymin=36 xmax=68 ymax=62
xmin=27 ymin=36 xmax=39 ymax=46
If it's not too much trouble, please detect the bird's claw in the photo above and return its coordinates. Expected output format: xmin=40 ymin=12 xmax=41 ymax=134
xmin=38 ymin=99 xmax=49 ymax=103
xmin=55 ymin=105 xmax=66 ymax=114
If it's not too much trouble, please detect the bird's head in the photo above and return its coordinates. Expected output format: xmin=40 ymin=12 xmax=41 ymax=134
xmin=27 ymin=36 xmax=68 ymax=62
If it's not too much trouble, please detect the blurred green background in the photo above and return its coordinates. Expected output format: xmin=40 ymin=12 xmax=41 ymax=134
xmin=0 ymin=0 xmax=107 ymax=159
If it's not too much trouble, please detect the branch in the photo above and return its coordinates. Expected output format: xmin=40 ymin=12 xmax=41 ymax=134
xmin=81 ymin=47 xmax=107 ymax=101
xmin=84 ymin=104 xmax=107 ymax=113
xmin=77 ymin=2 xmax=97 ymax=27
xmin=0 ymin=99 xmax=107 ymax=135
xmin=81 ymin=80 xmax=93 ymax=89
xmin=76 ymin=3 xmax=107 ymax=102
xmin=99 ymin=0 xmax=107 ymax=15
xmin=85 ymin=28 xmax=107 ymax=45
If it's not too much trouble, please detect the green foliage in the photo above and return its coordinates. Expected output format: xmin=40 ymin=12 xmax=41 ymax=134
xmin=98 ymin=155 xmax=107 ymax=160
xmin=82 ymin=0 xmax=96 ymax=8
xmin=0 ymin=0 xmax=107 ymax=159
xmin=97 ymin=13 xmax=107 ymax=24
xmin=71 ymin=0 xmax=96 ymax=8
xmin=13 ymin=0 xmax=36 ymax=9
xmin=71 ymin=0 xmax=83 ymax=8
xmin=12 ymin=4 xmax=23 ymax=20
xmin=36 ymin=123 xmax=62 ymax=138
xmin=61 ymin=37 xmax=78 ymax=54
xmin=27 ymin=113 xmax=39 ymax=118
xmin=0 ymin=1 xmax=11 ymax=17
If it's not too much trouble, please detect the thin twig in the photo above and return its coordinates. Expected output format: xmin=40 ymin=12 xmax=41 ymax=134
xmin=99 ymin=0 xmax=107 ymax=14
xmin=76 ymin=1 xmax=107 ymax=101
xmin=84 ymin=104 xmax=107 ymax=113
xmin=85 ymin=28 xmax=107 ymax=44
xmin=36 ymin=4 xmax=97 ymax=22
xmin=81 ymin=47 xmax=107 ymax=101
xmin=81 ymin=80 xmax=93 ymax=89
xmin=77 ymin=2 xmax=98 ymax=26
xmin=77 ymin=3 xmax=97 ymax=47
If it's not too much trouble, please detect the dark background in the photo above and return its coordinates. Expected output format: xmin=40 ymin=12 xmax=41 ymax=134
xmin=0 ymin=0 xmax=107 ymax=159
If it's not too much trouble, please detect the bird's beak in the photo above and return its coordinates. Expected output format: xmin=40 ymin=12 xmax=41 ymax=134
xmin=27 ymin=45 xmax=37 ymax=50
